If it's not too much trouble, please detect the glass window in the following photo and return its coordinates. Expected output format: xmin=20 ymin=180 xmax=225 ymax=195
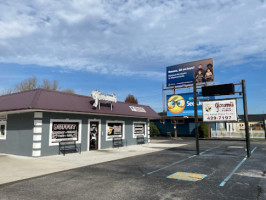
xmin=51 ymin=122 xmax=79 ymax=143
xmin=133 ymin=122 xmax=146 ymax=138
xmin=106 ymin=121 xmax=125 ymax=141
xmin=134 ymin=123 xmax=145 ymax=135
xmin=0 ymin=122 xmax=6 ymax=140
xmin=107 ymin=123 xmax=123 ymax=136
xmin=1 ymin=125 xmax=5 ymax=135
xmin=49 ymin=119 xmax=82 ymax=146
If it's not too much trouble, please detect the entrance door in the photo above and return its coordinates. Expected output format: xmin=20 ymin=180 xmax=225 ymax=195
xmin=90 ymin=121 xmax=99 ymax=150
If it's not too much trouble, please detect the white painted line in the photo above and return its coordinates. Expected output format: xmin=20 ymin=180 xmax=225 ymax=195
xmin=146 ymin=156 xmax=195 ymax=175
xmin=219 ymin=147 xmax=257 ymax=187
xmin=146 ymin=145 xmax=221 ymax=176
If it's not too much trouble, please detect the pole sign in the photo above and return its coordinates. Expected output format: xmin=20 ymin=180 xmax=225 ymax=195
xmin=202 ymin=99 xmax=237 ymax=122
xmin=166 ymin=58 xmax=214 ymax=87
xmin=167 ymin=93 xmax=214 ymax=117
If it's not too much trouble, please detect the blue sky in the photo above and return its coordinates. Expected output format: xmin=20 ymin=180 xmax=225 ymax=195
xmin=0 ymin=0 xmax=266 ymax=114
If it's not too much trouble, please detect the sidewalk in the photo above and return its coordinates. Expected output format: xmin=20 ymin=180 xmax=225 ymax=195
xmin=0 ymin=140 xmax=186 ymax=185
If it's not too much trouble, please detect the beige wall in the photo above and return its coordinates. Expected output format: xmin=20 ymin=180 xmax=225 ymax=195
xmin=237 ymin=122 xmax=263 ymax=130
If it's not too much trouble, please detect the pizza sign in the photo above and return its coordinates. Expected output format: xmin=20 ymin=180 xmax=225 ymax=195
xmin=202 ymin=99 xmax=237 ymax=122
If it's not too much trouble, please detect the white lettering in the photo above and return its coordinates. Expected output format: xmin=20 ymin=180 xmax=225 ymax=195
xmin=92 ymin=90 xmax=117 ymax=107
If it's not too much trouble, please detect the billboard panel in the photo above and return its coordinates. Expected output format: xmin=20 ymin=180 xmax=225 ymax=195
xmin=166 ymin=93 xmax=214 ymax=117
xmin=202 ymin=99 xmax=237 ymax=122
xmin=166 ymin=58 xmax=214 ymax=87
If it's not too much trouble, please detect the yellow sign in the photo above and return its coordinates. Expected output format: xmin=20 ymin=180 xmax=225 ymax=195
xmin=167 ymin=95 xmax=186 ymax=114
xmin=167 ymin=172 xmax=207 ymax=182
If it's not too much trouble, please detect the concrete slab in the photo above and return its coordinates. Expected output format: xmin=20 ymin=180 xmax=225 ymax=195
xmin=0 ymin=154 xmax=81 ymax=185
xmin=0 ymin=142 xmax=186 ymax=185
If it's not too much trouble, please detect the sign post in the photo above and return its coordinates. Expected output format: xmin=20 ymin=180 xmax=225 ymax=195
xmin=165 ymin=58 xmax=214 ymax=155
xmin=193 ymin=80 xmax=200 ymax=155
xmin=174 ymin=119 xmax=177 ymax=138
xmin=263 ymin=116 xmax=266 ymax=140
xmin=242 ymin=80 xmax=251 ymax=158
xmin=202 ymin=81 xmax=251 ymax=158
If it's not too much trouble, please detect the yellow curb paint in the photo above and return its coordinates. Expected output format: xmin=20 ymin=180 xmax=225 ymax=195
xmin=228 ymin=146 xmax=244 ymax=149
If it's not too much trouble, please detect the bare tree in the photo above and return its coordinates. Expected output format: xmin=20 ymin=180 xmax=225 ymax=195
xmin=125 ymin=94 xmax=138 ymax=104
xmin=62 ymin=88 xmax=75 ymax=94
xmin=15 ymin=76 xmax=38 ymax=92
xmin=4 ymin=76 xmax=75 ymax=94
xmin=0 ymin=89 xmax=15 ymax=95
xmin=41 ymin=79 xmax=59 ymax=90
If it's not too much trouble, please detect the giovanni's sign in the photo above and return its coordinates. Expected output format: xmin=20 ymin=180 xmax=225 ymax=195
xmin=202 ymin=99 xmax=237 ymax=122
xmin=91 ymin=90 xmax=117 ymax=108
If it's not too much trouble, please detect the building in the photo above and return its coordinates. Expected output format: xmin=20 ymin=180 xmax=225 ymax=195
xmin=0 ymin=89 xmax=159 ymax=157
xmin=215 ymin=114 xmax=266 ymax=133
xmin=237 ymin=114 xmax=266 ymax=130
xmin=152 ymin=112 xmax=215 ymax=137
xmin=152 ymin=113 xmax=266 ymax=138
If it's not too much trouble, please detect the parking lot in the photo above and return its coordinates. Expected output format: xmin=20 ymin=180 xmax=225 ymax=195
xmin=0 ymin=138 xmax=265 ymax=200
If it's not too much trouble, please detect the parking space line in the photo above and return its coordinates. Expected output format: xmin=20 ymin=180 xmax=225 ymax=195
xmin=219 ymin=147 xmax=257 ymax=187
xmin=199 ymin=145 xmax=222 ymax=155
xmin=145 ymin=145 xmax=222 ymax=176
xmin=146 ymin=155 xmax=196 ymax=176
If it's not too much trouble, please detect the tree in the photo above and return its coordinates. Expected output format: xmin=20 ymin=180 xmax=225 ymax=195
xmin=15 ymin=76 xmax=38 ymax=92
xmin=125 ymin=94 xmax=138 ymax=104
xmin=0 ymin=88 xmax=15 ymax=95
xmin=199 ymin=123 xmax=208 ymax=138
xmin=5 ymin=76 xmax=75 ymax=94
xmin=41 ymin=79 xmax=59 ymax=90
xmin=150 ymin=122 xmax=161 ymax=137
xmin=62 ymin=89 xmax=75 ymax=94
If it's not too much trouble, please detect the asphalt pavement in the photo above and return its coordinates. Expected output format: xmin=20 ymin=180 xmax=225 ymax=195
xmin=0 ymin=138 xmax=266 ymax=200
xmin=0 ymin=139 xmax=186 ymax=185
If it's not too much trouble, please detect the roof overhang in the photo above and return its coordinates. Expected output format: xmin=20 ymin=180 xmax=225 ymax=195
xmin=0 ymin=109 xmax=158 ymax=120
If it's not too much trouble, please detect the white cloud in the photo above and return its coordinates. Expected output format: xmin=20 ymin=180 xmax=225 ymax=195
xmin=0 ymin=0 xmax=265 ymax=79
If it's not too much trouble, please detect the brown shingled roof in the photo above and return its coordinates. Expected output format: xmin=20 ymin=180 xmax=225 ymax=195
xmin=0 ymin=89 xmax=159 ymax=119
